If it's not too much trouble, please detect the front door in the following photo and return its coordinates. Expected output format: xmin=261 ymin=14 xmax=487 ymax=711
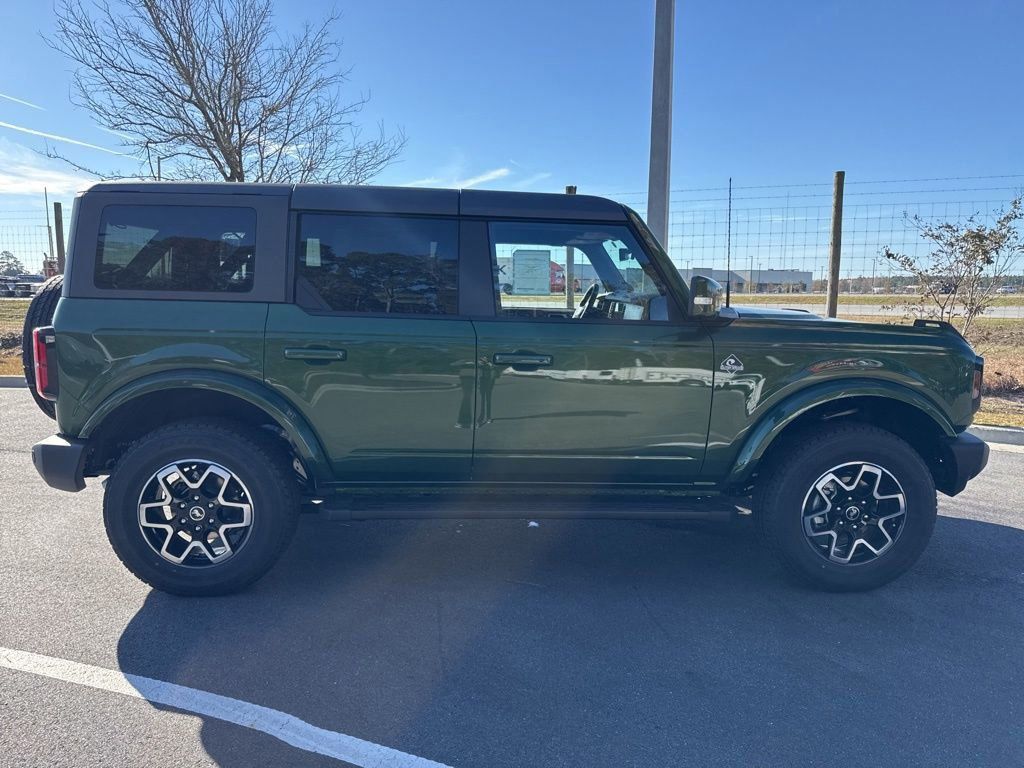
xmin=470 ymin=219 xmax=714 ymax=484
xmin=265 ymin=212 xmax=476 ymax=482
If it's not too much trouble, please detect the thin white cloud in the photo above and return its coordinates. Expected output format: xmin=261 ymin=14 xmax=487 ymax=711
xmin=97 ymin=126 xmax=132 ymax=140
xmin=403 ymin=176 xmax=443 ymax=187
xmin=401 ymin=166 xmax=511 ymax=189
xmin=0 ymin=138 xmax=93 ymax=197
xmin=513 ymin=171 xmax=553 ymax=189
xmin=454 ymin=167 xmax=510 ymax=188
xmin=0 ymin=120 xmax=125 ymax=155
xmin=0 ymin=92 xmax=44 ymax=111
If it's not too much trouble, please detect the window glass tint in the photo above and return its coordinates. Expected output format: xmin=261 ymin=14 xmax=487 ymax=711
xmin=489 ymin=221 xmax=669 ymax=321
xmin=95 ymin=205 xmax=256 ymax=292
xmin=298 ymin=214 xmax=458 ymax=315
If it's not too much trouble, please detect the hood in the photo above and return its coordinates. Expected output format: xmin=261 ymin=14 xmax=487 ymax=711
xmin=730 ymin=304 xmax=824 ymax=321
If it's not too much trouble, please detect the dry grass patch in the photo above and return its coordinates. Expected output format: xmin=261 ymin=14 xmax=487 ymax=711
xmin=0 ymin=299 xmax=30 ymax=335
xmin=0 ymin=354 xmax=22 ymax=376
xmin=964 ymin=320 xmax=1024 ymax=400
xmin=976 ymin=395 xmax=1024 ymax=428
xmin=0 ymin=302 xmax=24 ymax=377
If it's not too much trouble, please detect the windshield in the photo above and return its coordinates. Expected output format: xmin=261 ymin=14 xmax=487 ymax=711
xmin=624 ymin=206 xmax=690 ymax=306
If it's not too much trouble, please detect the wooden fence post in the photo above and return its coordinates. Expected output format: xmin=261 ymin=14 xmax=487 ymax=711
xmin=826 ymin=170 xmax=845 ymax=318
xmin=54 ymin=202 xmax=66 ymax=275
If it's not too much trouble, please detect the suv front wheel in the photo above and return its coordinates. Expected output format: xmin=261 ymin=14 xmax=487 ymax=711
xmin=103 ymin=421 xmax=300 ymax=596
xmin=757 ymin=424 xmax=937 ymax=591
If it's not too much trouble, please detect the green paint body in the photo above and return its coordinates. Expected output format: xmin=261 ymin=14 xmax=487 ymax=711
xmin=51 ymin=296 xmax=978 ymax=494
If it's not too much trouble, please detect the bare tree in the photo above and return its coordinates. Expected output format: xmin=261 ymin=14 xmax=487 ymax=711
xmin=48 ymin=0 xmax=405 ymax=183
xmin=882 ymin=197 xmax=1023 ymax=335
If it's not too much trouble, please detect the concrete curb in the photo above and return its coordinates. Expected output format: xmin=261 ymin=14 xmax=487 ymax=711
xmin=969 ymin=424 xmax=1024 ymax=447
xmin=0 ymin=375 xmax=26 ymax=388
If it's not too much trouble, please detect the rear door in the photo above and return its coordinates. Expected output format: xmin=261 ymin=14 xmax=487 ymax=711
xmin=264 ymin=211 xmax=477 ymax=483
xmin=464 ymin=218 xmax=715 ymax=484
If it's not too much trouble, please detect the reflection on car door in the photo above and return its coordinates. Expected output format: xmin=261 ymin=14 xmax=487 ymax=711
xmin=266 ymin=307 xmax=477 ymax=482
xmin=470 ymin=218 xmax=715 ymax=484
xmin=471 ymin=320 xmax=714 ymax=483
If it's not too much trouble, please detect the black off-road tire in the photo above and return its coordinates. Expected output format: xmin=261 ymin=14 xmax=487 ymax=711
xmin=21 ymin=274 xmax=63 ymax=419
xmin=103 ymin=421 xmax=300 ymax=596
xmin=757 ymin=424 xmax=937 ymax=591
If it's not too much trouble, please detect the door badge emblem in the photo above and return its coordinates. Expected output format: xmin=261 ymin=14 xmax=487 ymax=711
xmin=720 ymin=355 xmax=744 ymax=373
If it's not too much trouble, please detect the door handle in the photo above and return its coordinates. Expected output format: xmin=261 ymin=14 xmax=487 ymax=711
xmin=284 ymin=347 xmax=347 ymax=362
xmin=493 ymin=352 xmax=553 ymax=368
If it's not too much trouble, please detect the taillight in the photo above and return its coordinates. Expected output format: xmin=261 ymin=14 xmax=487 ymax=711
xmin=32 ymin=326 xmax=58 ymax=402
xmin=972 ymin=357 xmax=984 ymax=409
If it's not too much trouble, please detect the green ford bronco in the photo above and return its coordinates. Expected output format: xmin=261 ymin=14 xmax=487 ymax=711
xmin=27 ymin=182 xmax=988 ymax=595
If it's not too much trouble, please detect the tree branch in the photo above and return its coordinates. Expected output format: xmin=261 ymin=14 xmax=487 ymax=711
xmin=46 ymin=0 xmax=403 ymax=183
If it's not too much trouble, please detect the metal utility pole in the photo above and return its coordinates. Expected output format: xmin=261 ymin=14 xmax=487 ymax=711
xmin=826 ymin=170 xmax=846 ymax=318
xmin=646 ymin=0 xmax=675 ymax=248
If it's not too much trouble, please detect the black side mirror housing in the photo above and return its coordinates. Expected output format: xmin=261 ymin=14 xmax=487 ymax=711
xmin=689 ymin=275 xmax=725 ymax=317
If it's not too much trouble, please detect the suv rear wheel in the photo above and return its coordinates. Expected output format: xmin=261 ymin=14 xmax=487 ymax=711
xmin=757 ymin=424 xmax=937 ymax=591
xmin=103 ymin=421 xmax=300 ymax=596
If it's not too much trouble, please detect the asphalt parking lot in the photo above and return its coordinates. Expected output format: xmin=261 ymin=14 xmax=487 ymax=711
xmin=1 ymin=387 xmax=1023 ymax=767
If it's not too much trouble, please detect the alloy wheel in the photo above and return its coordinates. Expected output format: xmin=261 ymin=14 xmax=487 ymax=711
xmin=800 ymin=461 xmax=907 ymax=565
xmin=137 ymin=460 xmax=254 ymax=566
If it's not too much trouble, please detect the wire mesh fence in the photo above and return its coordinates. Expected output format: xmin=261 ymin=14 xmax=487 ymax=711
xmin=0 ymin=210 xmax=56 ymax=277
xmin=611 ymin=175 xmax=1024 ymax=318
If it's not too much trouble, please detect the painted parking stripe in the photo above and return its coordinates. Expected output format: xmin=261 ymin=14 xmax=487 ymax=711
xmin=0 ymin=647 xmax=452 ymax=768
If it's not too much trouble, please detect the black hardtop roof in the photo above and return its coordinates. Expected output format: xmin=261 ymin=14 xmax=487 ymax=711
xmin=84 ymin=181 xmax=293 ymax=196
xmin=82 ymin=181 xmax=627 ymax=221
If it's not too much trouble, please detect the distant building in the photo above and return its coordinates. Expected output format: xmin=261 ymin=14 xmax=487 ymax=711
xmin=678 ymin=267 xmax=813 ymax=294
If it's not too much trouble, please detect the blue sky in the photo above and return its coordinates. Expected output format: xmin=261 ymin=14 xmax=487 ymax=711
xmin=0 ymin=0 xmax=1021 ymax=215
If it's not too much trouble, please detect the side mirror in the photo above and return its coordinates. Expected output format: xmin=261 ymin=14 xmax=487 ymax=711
xmin=689 ymin=275 xmax=725 ymax=317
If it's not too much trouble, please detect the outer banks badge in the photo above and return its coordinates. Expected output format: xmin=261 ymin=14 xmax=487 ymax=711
xmin=720 ymin=354 xmax=744 ymax=374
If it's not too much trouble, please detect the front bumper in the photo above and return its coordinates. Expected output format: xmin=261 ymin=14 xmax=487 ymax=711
xmin=936 ymin=432 xmax=989 ymax=497
xmin=32 ymin=435 xmax=89 ymax=492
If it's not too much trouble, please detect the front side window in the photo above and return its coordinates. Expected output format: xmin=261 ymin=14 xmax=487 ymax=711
xmin=297 ymin=214 xmax=458 ymax=315
xmin=489 ymin=220 xmax=672 ymax=321
xmin=95 ymin=205 xmax=255 ymax=292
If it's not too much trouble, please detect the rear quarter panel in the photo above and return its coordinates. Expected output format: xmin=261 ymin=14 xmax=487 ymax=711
xmin=53 ymin=298 xmax=269 ymax=436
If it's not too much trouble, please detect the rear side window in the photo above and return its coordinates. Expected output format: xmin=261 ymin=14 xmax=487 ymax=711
xmin=95 ymin=205 xmax=256 ymax=292
xmin=297 ymin=214 xmax=458 ymax=315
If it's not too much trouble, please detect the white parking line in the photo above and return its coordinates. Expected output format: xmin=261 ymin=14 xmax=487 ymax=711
xmin=0 ymin=647 xmax=452 ymax=768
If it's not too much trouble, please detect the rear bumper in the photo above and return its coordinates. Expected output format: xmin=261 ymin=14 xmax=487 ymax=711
xmin=936 ymin=432 xmax=989 ymax=497
xmin=32 ymin=435 xmax=88 ymax=492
